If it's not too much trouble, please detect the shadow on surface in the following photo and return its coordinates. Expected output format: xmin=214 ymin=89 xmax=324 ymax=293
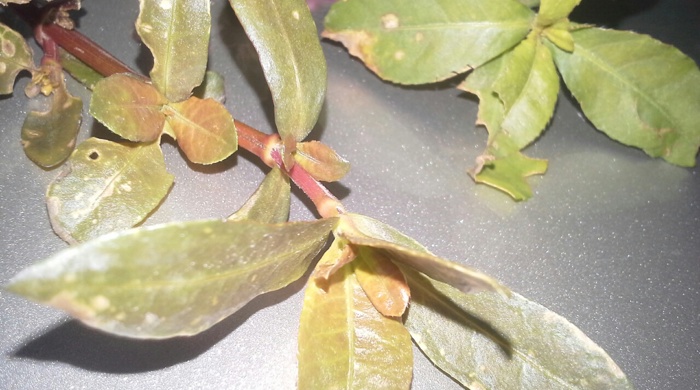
xmin=569 ymin=0 xmax=659 ymax=27
xmin=13 ymin=276 xmax=308 ymax=373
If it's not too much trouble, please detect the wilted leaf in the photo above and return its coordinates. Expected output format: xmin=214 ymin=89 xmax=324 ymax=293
xmin=192 ymin=70 xmax=226 ymax=103
xmin=551 ymin=27 xmax=700 ymax=166
xmin=59 ymin=48 xmax=103 ymax=90
xmin=90 ymin=73 xmax=167 ymax=142
xmin=228 ymin=167 xmax=291 ymax=223
xmin=164 ymin=96 xmax=238 ymax=164
xmin=295 ymin=140 xmax=350 ymax=182
xmin=0 ymin=22 xmax=34 ymax=95
xmin=336 ymin=213 xmax=508 ymax=296
xmin=536 ymin=0 xmax=580 ymax=27
xmin=7 ymin=218 xmax=336 ymax=339
xmin=402 ymin=268 xmax=633 ymax=389
xmin=229 ymin=0 xmax=326 ymax=144
xmin=298 ymin=261 xmax=413 ymax=389
xmin=323 ymin=0 xmax=534 ymax=84
xmin=46 ymin=138 xmax=174 ymax=244
xmin=136 ymin=0 xmax=211 ymax=102
xmin=354 ymin=246 xmax=410 ymax=317
xmin=21 ymin=61 xmax=82 ymax=168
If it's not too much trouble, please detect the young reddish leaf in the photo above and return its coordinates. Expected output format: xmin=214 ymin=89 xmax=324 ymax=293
xmin=402 ymin=268 xmax=633 ymax=389
xmin=551 ymin=27 xmax=700 ymax=167
xmin=228 ymin=167 xmax=291 ymax=224
xmin=295 ymin=140 xmax=350 ymax=182
xmin=136 ymin=0 xmax=211 ymax=102
xmin=89 ymin=73 xmax=167 ymax=142
xmin=21 ymin=60 xmax=82 ymax=168
xmin=312 ymin=236 xmax=357 ymax=284
xmin=229 ymin=0 xmax=326 ymax=144
xmin=0 ymin=22 xmax=34 ymax=95
xmin=164 ymin=97 xmax=238 ymax=164
xmin=323 ymin=0 xmax=534 ymax=85
xmin=46 ymin=138 xmax=174 ymax=244
xmin=7 ymin=218 xmax=336 ymax=339
xmin=354 ymin=246 xmax=410 ymax=317
xmin=298 ymin=262 xmax=413 ymax=389
xmin=337 ymin=213 xmax=508 ymax=296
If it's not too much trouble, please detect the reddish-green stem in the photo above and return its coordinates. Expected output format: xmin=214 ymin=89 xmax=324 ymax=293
xmin=12 ymin=5 xmax=345 ymax=219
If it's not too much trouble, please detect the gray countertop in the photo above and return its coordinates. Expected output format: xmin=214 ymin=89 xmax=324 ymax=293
xmin=1 ymin=1 xmax=698 ymax=389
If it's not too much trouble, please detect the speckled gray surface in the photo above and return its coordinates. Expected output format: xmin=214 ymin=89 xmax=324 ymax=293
xmin=1 ymin=1 xmax=698 ymax=389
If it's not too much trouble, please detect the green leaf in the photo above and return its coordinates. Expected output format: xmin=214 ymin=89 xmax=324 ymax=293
xmin=136 ymin=0 xmax=211 ymax=102
xmin=298 ymin=261 xmax=413 ymax=389
xmin=90 ymin=73 xmax=168 ymax=142
xmin=21 ymin=61 xmax=82 ymax=168
xmin=402 ymin=268 xmax=633 ymax=389
xmin=192 ymin=70 xmax=226 ymax=103
xmin=517 ymin=0 xmax=539 ymax=7
xmin=354 ymin=246 xmax=410 ymax=317
xmin=536 ymin=0 xmax=580 ymax=27
xmin=228 ymin=167 xmax=291 ymax=224
xmin=229 ymin=0 xmax=326 ymax=144
xmin=164 ymin=96 xmax=238 ymax=164
xmin=0 ymin=22 xmax=34 ymax=95
xmin=322 ymin=0 xmax=534 ymax=85
xmin=46 ymin=138 xmax=174 ymax=244
xmin=59 ymin=48 xmax=104 ymax=90
xmin=551 ymin=27 xmax=700 ymax=166
xmin=337 ymin=213 xmax=508 ymax=296
xmin=542 ymin=20 xmax=575 ymax=52
xmin=294 ymin=140 xmax=351 ymax=182
xmin=7 ymin=218 xmax=336 ymax=339
xmin=312 ymin=236 xmax=357 ymax=283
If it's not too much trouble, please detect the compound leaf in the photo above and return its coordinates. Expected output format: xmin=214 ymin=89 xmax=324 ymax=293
xmin=551 ymin=27 xmax=700 ymax=166
xmin=21 ymin=60 xmax=82 ymax=168
xmin=164 ymin=96 xmax=238 ymax=164
xmin=136 ymin=0 xmax=211 ymax=102
xmin=229 ymin=0 xmax=326 ymax=145
xmin=323 ymin=0 xmax=534 ymax=84
xmin=402 ymin=268 xmax=633 ymax=389
xmin=336 ymin=213 xmax=508 ymax=296
xmin=46 ymin=138 xmax=174 ymax=244
xmin=7 ymin=218 xmax=336 ymax=339
xmin=298 ymin=261 xmax=413 ymax=389
xmin=0 ymin=22 xmax=34 ymax=94
xmin=228 ymin=167 xmax=291 ymax=224
xmin=90 ymin=73 xmax=167 ymax=142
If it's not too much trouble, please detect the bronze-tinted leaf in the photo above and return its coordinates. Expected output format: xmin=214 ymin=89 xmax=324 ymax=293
xmin=295 ymin=140 xmax=350 ymax=182
xmin=336 ymin=213 xmax=508 ymax=296
xmin=165 ymin=96 xmax=238 ymax=164
xmin=0 ymin=22 xmax=34 ymax=95
xmin=311 ymin=236 xmax=356 ymax=284
xmin=403 ymin=268 xmax=633 ymax=389
xmin=354 ymin=246 xmax=410 ymax=317
xmin=46 ymin=138 xmax=174 ymax=244
xmin=228 ymin=167 xmax=291 ymax=224
xmin=7 ymin=218 xmax=337 ymax=339
xmin=89 ymin=73 xmax=167 ymax=142
xmin=298 ymin=261 xmax=413 ymax=389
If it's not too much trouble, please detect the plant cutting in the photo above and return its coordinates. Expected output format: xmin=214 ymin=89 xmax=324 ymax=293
xmin=1 ymin=0 xmax=696 ymax=388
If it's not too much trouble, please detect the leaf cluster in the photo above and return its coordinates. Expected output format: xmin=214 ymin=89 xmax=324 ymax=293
xmin=0 ymin=0 xmax=640 ymax=388
xmin=323 ymin=0 xmax=700 ymax=199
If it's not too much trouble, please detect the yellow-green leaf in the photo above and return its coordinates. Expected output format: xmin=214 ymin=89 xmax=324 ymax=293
xmin=312 ymin=236 xmax=357 ymax=284
xmin=354 ymin=246 xmax=410 ymax=318
xmin=551 ymin=27 xmax=700 ymax=166
xmin=294 ymin=140 xmax=350 ymax=182
xmin=164 ymin=96 xmax=238 ymax=164
xmin=0 ymin=22 xmax=34 ymax=94
xmin=323 ymin=0 xmax=534 ymax=84
xmin=46 ymin=138 xmax=174 ymax=244
xmin=136 ymin=0 xmax=211 ymax=102
xmin=337 ymin=213 xmax=508 ymax=296
xmin=228 ymin=167 xmax=290 ymax=223
xmin=7 ymin=218 xmax=336 ymax=339
xmin=229 ymin=0 xmax=326 ymax=143
xmin=21 ymin=61 xmax=82 ymax=168
xmin=89 ymin=73 xmax=167 ymax=142
xmin=403 ymin=269 xmax=633 ymax=389
xmin=298 ymin=261 xmax=413 ymax=389
xmin=59 ymin=48 xmax=104 ymax=90
xmin=536 ymin=0 xmax=580 ymax=27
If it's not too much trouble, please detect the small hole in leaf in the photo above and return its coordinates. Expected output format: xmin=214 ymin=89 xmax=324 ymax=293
xmin=89 ymin=151 xmax=99 ymax=160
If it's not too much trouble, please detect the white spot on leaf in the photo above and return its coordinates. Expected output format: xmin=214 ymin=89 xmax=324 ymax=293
xmin=381 ymin=13 xmax=400 ymax=29
xmin=292 ymin=10 xmax=300 ymax=20
xmin=91 ymin=295 xmax=111 ymax=311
